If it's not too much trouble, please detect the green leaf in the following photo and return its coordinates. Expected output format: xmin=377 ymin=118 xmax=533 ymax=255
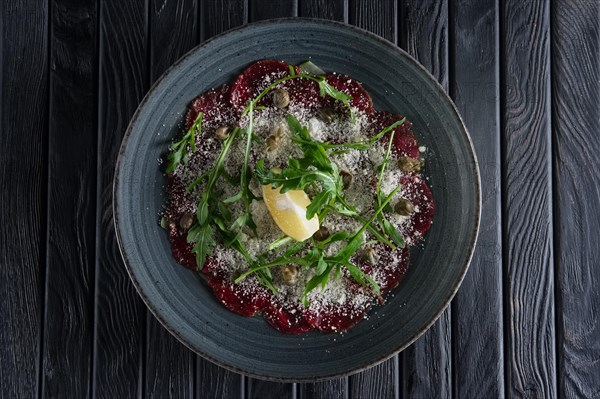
xmin=196 ymin=200 xmax=209 ymax=225
xmin=343 ymin=260 xmax=380 ymax=295
xmin=188 ymin=224 xmax=215 ymax=271
xmin=301 ymin=266 xmax=332 ymax=306
xmin=382 ymin=218 xmax=405 ymax=247
xmin=316 ymin=256 xmax=328 ymax=275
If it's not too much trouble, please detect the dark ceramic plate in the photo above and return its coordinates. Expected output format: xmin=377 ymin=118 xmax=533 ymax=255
xmin=114 ymin=18 xmax=480 ymax=381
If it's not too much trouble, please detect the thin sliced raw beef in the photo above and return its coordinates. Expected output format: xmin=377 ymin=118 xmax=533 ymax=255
xmin=371 ymin=111 xmax=419 ymax=159
xmin=186 ymin=84 xmax=237 ymax=130
xmin=230 ymin=60 xmax=322 ymax=110
xmin=324 ymin=72 xmax=375 ymax=114
xmin=354 ymin=244 xmax=410 ymax=294
xmin=398 ymin=173 xmax=435 ymax=244
xmin=304 ymin=298 xmax=372 ymax=333
xmin=230 ymin=60 xmax=296 ymax=109
xmin=208 ymin=271 xmax=272 ymax=317
xmin=263 ymin=299 xmax=313 ymax=334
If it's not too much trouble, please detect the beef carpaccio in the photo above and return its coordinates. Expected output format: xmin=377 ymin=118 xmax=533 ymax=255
xmin=162 ymin=60 xmax=434 ymax=334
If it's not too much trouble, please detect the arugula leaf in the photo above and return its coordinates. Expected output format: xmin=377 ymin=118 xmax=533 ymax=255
xmin=187 ymin=223 xmax=215 ymax=271
xmin=166 ymin=112 xmax=202 ymax=173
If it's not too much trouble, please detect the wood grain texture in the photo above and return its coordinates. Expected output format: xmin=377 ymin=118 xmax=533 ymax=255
xmin=249 ymin=0 xmax=297 ymax=20
xmin=298 ymin=379 xmax=348 ymax=399
xmin=41 ymin=1 xmax=97 ymax=398
xmin=150 ymin=0 xmax=198 ymax=81
xmin=195 ymin=362 xmax=243 ymax=399
xmin=246 ymin=380 xmax=295 ymax=399
xmin=0 ymin=1 xmax=47 ymax=398
xmin=299 ymin=0 xmax=346 ymax=21
xmin=501 ymin=1 xmax=556 ymax=398
xmin=144 ymin=1 xmax=198 ymax=398
xmin=399 ymin=1 xmax=453 ymax=398
xmin=351 ymin=359 xmax=398 ymax=399
xmin=449 ymin=1 xmax=504 ymax=397
xmin=93 ymin=0 xmax=148 ymax=397
xmin=551 ymin=1 xmax=600 ymax=398
xmin=349 ymin=0 xmax=396 ymax=43
xmin=202 ymin=0 xmax=247 ymax=39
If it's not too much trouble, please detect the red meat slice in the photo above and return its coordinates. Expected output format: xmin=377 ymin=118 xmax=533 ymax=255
xmin=230 ymin=60 xmax=322 ymax=110
xmin=230 ymin=60 xmax=296 ymax=109
xmin=208 ymin=271 xmax=272 ymax=317
xmin=186 ymin=84 xmax=237 ymax=131
xmin=353 ymin=245 xmax=410 ymax=294
xmin=263 ymin=299 xmax=313 ymax=334
xmin=304 ymin=299 xmax=372 ymax=333
xmin=324 ymin=72 xmax=375 ymax=114
xmin=398 ymin=173 xmax=435 ymax=244
xmin=370 ymin=111 xmax=419 ymax=159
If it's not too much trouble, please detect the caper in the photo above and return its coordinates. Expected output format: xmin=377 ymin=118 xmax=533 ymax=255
xmin=272 ymin=89 xmax=290 ymax=108
xmin=398 ymin=156 xmax=421 ymax=172
xmin=215 ymin=126 xmax=230 ymax=140
xmin=361 ymin=247 xmax=379 ymax=265
xmin=265 ymin=135 xmax=280 ymax=151
xmin=281 ymin=265 xmax=299 ymax=286
xmin=394 ymin=198 xmax=415 ymax=216
xmin=313 ymin=226 xmax=331 ymax=241
xmin=179 ymin=212 xmax=194 ymax=231
xmin=340 ymin=169 xmax=353 ymax=189
xmin=317 ymin=106 xmax=337 ymax=123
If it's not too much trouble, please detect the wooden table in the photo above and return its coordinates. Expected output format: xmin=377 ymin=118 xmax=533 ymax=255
xmin=2 ymin=0 xmax=599 ymax=398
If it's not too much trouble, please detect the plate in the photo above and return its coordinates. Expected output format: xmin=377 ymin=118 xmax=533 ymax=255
xmin=114 ymin=18 xmax=480 ymax=381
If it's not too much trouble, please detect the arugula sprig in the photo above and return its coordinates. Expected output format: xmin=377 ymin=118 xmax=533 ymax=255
xmin=166 ymin=112 xmax=203 ymax=173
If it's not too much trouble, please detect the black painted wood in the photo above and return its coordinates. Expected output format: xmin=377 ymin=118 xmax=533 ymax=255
xmin=250 ymin=0 xmax=297 ymax=20
xmin=93 ymin=0 xmax=148 ymax=397
xmin=551 ymin=1 xmax=600 ymax=398
xmin=144 ymin=1 xmax=198 ymax=398
xmin=299 ymin=0 xmax=346 ymax=21
xmin=399 ymin=1 xmax=453 ymax=398
xmin=0 ymin=1 xmax=48 ymax=398
xmin=41 ymin=0 xmax=97 ymax=398
xmin=449 ymin=0 xmax=504 ymax=398
xmin=501 ymin=1 xmax=556 ymax=398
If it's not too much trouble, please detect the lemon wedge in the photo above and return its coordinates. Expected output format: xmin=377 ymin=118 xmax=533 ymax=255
xmin=262 ymin=184 xmax=320 ymax=241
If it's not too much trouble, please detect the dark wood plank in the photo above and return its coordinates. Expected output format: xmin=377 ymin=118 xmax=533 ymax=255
xmin=93 ymin=0 xmax=148 ymax=397
xmin=349 ymin=0 xmax=396 ymax=44
xmin=296 ymin=3 xmax=349 ymax=397
xmin=449 ymin=1 xmax=504 ymax=398
xmin=501 ymin=1 xmax=556 ymax=397
xmin=41 ymin=0 xmax=97 ymax=398
xmin=0 ymin=1 xmax=48 ymax=397
xmin=347 ymin=3 xmax=399 ymax=397
xmin=144 ymin=1 xmax=198 ymax=398
xmin=398 ymin=1 xmax=452 ymax=398
xmin=202 ymin=0 xmax=247 ymax=39
xmin=298 ymin=379 xmax=348 ymax=399
xmin=246 ymin=380 xmax=295 ymax=399
xmin=299 ymin=0 xmax=346 ymax=21
xmin=351 ymin=359 xmax=398 ymax=399
xmin=194 ymin=2 xmax=247 ymax=398
xmin=551 ymin=1 xmax=600 ymax=397
xmin=249 ymin=0 xmax=297 ymax=20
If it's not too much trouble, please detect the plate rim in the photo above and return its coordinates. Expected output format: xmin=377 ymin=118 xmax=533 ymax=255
xmin=113 ymin=17 xmax=482 ymax=382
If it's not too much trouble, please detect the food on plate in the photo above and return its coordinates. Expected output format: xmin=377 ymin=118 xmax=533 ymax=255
xmin=161 ymin=60 xmax=434 ymax=333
